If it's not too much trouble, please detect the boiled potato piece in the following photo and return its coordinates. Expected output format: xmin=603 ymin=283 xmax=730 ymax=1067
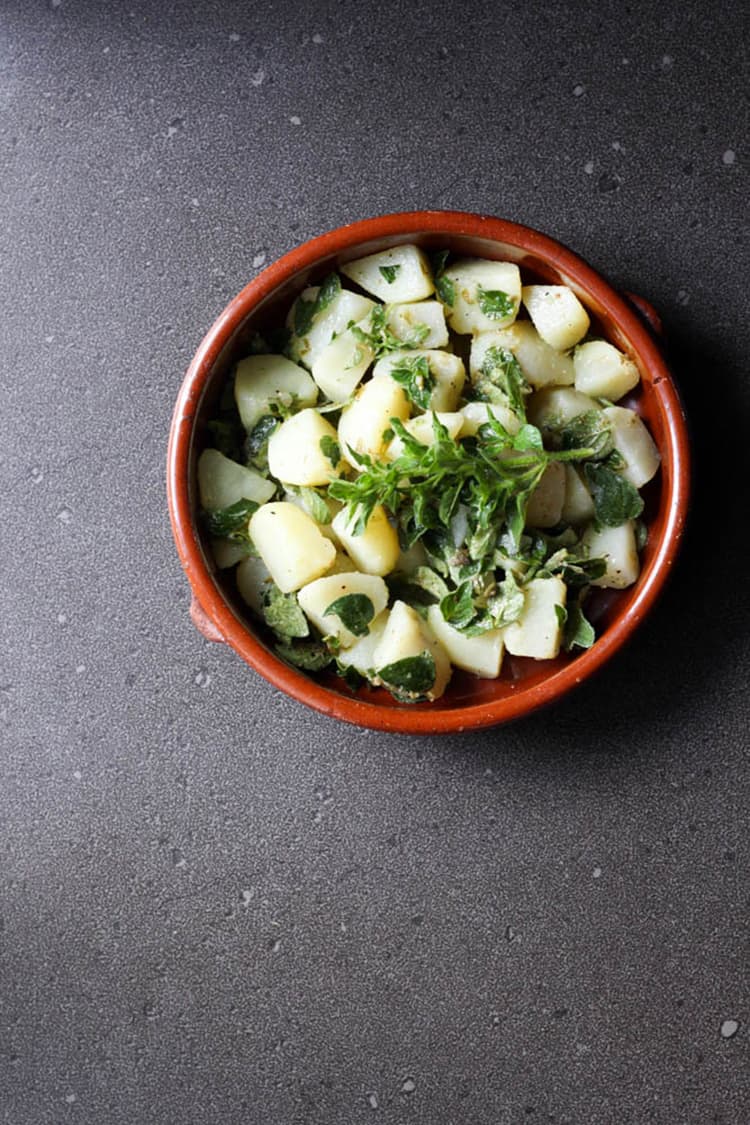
xmin=372 ymin=600 xmax=451 ymax=701
xmin=211 ymin=537 xmax=252 ymax=569
xmin=427 ymin=606 xmax=505 ymax=678
xmin=386 ymin=411 xmax=464 ymax=460
xmin=286 ymin=287 xmax=375 ymax=369
xmin=374 ymin=349 xmax=466 ymax=412
xmin=236 ymin=555 xmax=274 ymax=616
xmin=574 ymin=340 xmax=640 ymax=401
xmin=582 ymin=520 xmax=639 ymax=589
xmin=603 ymin=406 xmax=660 ymax=488
xmin=249 ymin=502 xmax=336 ymax=592
xmin=525 ymin=462 xmax=565 ymax=528
xmin=441 ymin=259 xmax=522 ymax=334
xmin=340 ymin=244 xmax=434 ymax=303
xmin=385 ymin=301 xmax=448 ymax=348
xmin=331 ymin=504 xmax=400 ymax=576
xmin=234 ymin=354 xmax=317 ymax=432
xmin=311 ymin=316 xmax=374 ymax=403
xmin=460 ymin=400 xmax=522 ymax=437
xmin=560 ymin=465 xmax=595 ymax=525
xmin=522 ymin=285 xmax=590 ymax=350
xmin=268 ymin=408 xmax=343 ymax=486
xmin=198 ymin=448 xmax=275 ymax=510
xmin=471 ymin=323 xmax=575 ymax=388
xmin=337 ymin=375 xmax=410 ymax=467
xmin=503 ymin=576 xmax=567 ymax=660
xmin=526 ymin=387 xmax=600 ymax=439
xmin=297 ymin=572 xmax=389 ymax=648
xmin=336 ymin=612 xmax=390 ymax=673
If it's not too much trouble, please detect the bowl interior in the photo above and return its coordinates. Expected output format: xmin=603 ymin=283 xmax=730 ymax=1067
xmin=173 ymin=219 xmax=688 ymax=730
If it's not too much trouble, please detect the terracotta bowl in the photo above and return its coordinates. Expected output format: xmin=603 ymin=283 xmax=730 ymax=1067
xmin=167 ymin=211 xmax=690 ymax=733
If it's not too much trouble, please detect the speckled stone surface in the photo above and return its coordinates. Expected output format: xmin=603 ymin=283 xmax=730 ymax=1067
xmin=1 ymin=1 xmax=748 ymax=1122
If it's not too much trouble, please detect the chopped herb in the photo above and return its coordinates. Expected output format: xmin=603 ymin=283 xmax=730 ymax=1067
xmin=378 ymin=652 xmax=436 ymax=697
xmin=584 ymin=463 xmax=644 ymax=526
xmin=203 ymin=498 xmax=258 ymax=541
xmin=563 ymin=598 xmax=596 ymax=651
xmin=387 ymin=355 xmax=435 ymax=411
xmin=431 ymin=249 xmax=455 ymax=306
xmin=323 ymin=593 xmax=375 ymax=637
xmin=337 ymin=662 xmax=365 ymax=691
xmin=379 ymin=264 xmax=401 ymax=284
xmin=294 ymin=487 xmax=331 ymax=524
xmin=275 ymin=639 xmax=333 ymax=671
xmin=554 ymin=604 xmax=568 ymax=630
xmin=244 ymin=414 xmax=279 ymax=470
xmin=476 ymin=286 xmax=515 ymax=320
xmin=263 ymin=586 xmax=309 ymax=639
xmin=439 ymin=582 xmax=476 ymax=629
xmin=559 ymin=410 xmax=613 ymax=460
xmin=293 ymin=272 xmax=342 ymax=337
xmin=351 ymin=305 xmax=428 ymax=357
xmin=319 ymin=435 xmax=341 ymax=468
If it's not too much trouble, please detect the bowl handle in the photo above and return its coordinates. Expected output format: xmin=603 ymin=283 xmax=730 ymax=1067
xmin=190 ymin=596 xmax=225 ymax=644
xmin=623 ymin=291 xmax=663 ymax=338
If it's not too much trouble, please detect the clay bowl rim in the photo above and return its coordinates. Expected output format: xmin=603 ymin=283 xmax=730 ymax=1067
xmin=167 ymin=209 xmax=690 ymax=734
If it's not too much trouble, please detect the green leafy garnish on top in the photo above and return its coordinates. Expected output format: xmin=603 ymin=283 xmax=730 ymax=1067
xmin=293 ymin=273 xmax=342 ymax=337
xmin=476 ymin=286 xmax=515 ymax=320
xmin=379 ymin=264 xmax=401 ymax=284
xmin=323 ymin=593 xmax=375 ymax=637
xmin=387 ymin=355 xmax=435 ymax=411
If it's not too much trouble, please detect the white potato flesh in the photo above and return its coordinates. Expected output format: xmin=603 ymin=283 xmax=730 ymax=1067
xmin=234 ymin=354 xmax=318 ymax=432
xmin=267 ymin=408 xmax=343 ymax=487
xmin=337 ymin=375 xmax=411 ymax=467
xmin=385 ymin=301 xmax=449 ymax=348
xmin=210 ymin=537 xmax=251 ymax=569
xmin=603 ymin=406 xmax=661 ymax=488
xmin=372 ymin=601 xmax=452 ymax=701
xmin=526 ymin=386 xmax=600 ymax=438
xmin=340 ymin=244 xmax=434 ymax=303
xmin=311 ymin=318 xmax=374 ymax=403
xmin=336 ymin=612 xmax=390 ymax=673
xmin=574 ymin=339 xmax=640 ymax=401
xmin=198 ymin=448 xmax=275 ymax=510
xmin=297 ymin=572 xmax=389 ymax=649
xmin=249 ymin=502 xmax=336 ymax=593
xmin=471 ymin=323 xmax=575 ymax=388
xmin=286 ymin=288 xmax=375 ymax=369
xmin=521 ymin=285 xmax=590 ymax=350
xmin=503 ymin=576 xmax=567 ymax=660
xmin=525 ymin=461 xmax=565 ymax=528
xmin=236 ymin=555 xmax=274 ymax=617
xmin=561 ymin=465 xmax=595 ymax=524
xmin=582 ymin=520 xmax=640 ymax=589
xmin=331 ymin=504 xmax=400 ymax=577
xmin=386 ymin=411 xmax=464 ymax=460
xmin=427 ymin=606 xmax=505 ymax=678
xmin=374 ymin=349 xmax=466 ymax=412
xmin=442 ymin=259 xmax=522 ymax=334
xmin=459 ymin=400 xmax=522 ymax=437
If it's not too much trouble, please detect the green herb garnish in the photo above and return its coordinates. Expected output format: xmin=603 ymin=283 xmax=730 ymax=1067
xmin=583 ymin=463 xmax=644 ymax=526
xmin=379 ymin=264 xmax=401 ymax=284
xmin=323 ymin=593 xmax=375 ymax=637
xmin=387 ymin=355 xmax=435 ymax=411
xmin=203 ymin=498 xmax=258 ymax=541
xmin=320 ymin=435 xmax=341 ymax=468
xmin=293 ymin=273 xmax=342 ymax=337
xmin=378 ymin=652 xmax=436 ymax=697
xmin=476 ymin=286 xmax=515 ymax=320
xmin=263 ymin=586 xmax=309 ymax=639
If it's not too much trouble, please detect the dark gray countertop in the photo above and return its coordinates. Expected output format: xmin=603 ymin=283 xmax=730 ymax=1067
xmin=1 ymin=1 xmax=747 ymax=1122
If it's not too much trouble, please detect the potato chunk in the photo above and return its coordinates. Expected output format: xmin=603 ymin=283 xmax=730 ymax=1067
xmin=336 ymin=612 xmax=389 ymax=673
xmin=427 ymin=606 xmax=505 ymax=678
xmin=267 ymin=408 xmax=343 ymax=486
xmin=337 ymin=375 xmax=410 ymax=467
xmin=372 ymin=601 xmax=452 ymax=701
xmin=603 ymin=406 xmax=660 ymax=488
xmin=471 ymin=323 xmax=575 ymax=388
xmin=331 ymin=504 xmax=400 ymax=577
xmin=198 ymin=448 xmax=275 ymax=510
xmin=297 ymin=572 xmax=389 ymax=648
xmin=521 ymin=285 xmax=590 ymax=350
xmin=311 ymin=317 xmax=375 ymax=403
xmin=526 ymin=387 xmax=600 ymax=441
xmin=385 ymin=301 xmax=449 ymax=348
xmin=236 ymin=555 xmax=274 ymax=616
xmin=249 ymin=502 xmax=336 ymax=592
xmin=340 ymin=244 xmax=434 ymax=303
xmin=525 ymin=462 xmax=565 ymax=528
xmin=561 ymin=465 xmax=595 ymax=525
xmin=503 ymin=576 xmax=567 ymax=660
xmin=582 ymin=520 xmax=640 ymax=589
xmin=234 ymin=354 xmax=318 ymax=432
xmin=459 ymin=401 xmax=522 ymax=437
xmin=574 ymin=339 xmax=640 ymax=401
xmin=374 ymin=349 xmax=466 ymax=412
xmin=441 ymin=259 xmax=522 ymax=334
xmin=286 ymin=287 xmax=375 ymax=369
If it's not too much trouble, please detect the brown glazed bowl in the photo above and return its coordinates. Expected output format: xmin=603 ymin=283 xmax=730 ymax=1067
xmin=167 ymin=211 xmax=690 ymax=734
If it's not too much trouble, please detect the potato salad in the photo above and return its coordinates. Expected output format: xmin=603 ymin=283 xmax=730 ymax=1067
xmin=198 ymin=245 xmax=660 ymax=703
